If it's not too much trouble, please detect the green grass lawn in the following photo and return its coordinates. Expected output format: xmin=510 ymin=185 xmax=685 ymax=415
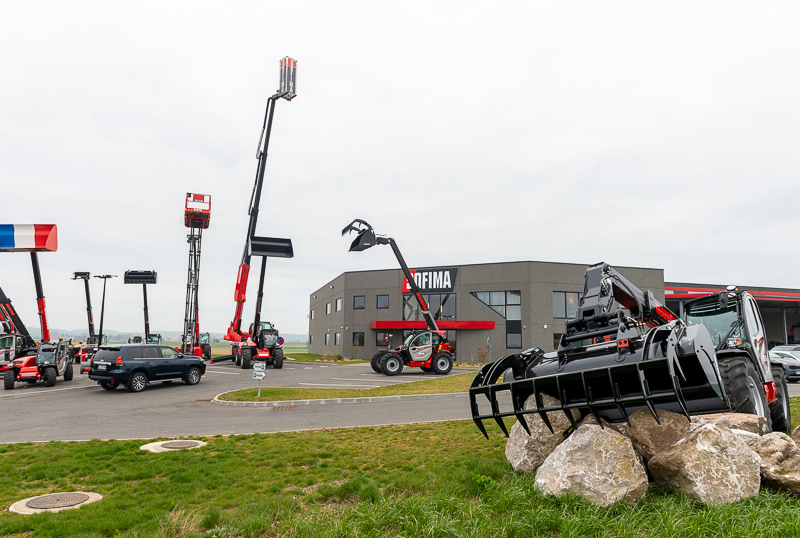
xmin=219 ymin=372 xmax=474 ymax=402
xmin=3 ymin=409 xmax=800 ymax=538
xmin=2 ymin=400 xmax=800 ymax=537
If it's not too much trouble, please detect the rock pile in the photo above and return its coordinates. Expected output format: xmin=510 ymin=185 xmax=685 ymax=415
xmin=506 ymin=393 xmax=800 ymax=506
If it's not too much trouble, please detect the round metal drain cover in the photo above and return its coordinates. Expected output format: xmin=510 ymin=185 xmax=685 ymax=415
xmin=161 ymin=440 xmax=201 ymax=449
xmin=26 ymin=492 xmax=90 ymax=509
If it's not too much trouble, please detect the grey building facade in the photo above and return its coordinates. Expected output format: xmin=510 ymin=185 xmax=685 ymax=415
xmin=308 ymin=261 xmax=666 ymax=361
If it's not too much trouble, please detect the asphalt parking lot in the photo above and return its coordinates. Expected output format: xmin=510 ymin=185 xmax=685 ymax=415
xmin=0 ymin=359 xmax=473 ymax=444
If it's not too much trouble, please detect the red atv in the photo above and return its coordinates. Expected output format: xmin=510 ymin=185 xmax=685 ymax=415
xmin=4 ymin=338 xmax=73 ymax=389
xmin=374 ymin=330 xmax=454 ymax=376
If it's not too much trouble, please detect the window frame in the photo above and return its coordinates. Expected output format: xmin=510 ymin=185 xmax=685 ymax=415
xmin=377 ymin=295 xmax=389 ymax=309
xmin=353 ymin=295 xmax=365 ymax=309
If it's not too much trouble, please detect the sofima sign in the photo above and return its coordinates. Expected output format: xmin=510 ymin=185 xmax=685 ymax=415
xmin=402 ymin=268 xmax=457 ymax=293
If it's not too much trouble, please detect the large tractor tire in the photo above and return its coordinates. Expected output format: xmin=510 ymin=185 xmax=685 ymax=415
xmin=234 ymin=347 xmax=241 ymax=367
xmin=241 ymin=347 xmax=252 ymax=370
xmin=63 ymin=362 xmax=74 ymax=381
xmin=272 ymin=347 xmax=284 ymax=369
xmin=432 ymin=352 xmax=454 ymax=375
xmin=370 ymin=350 xmax=387 ymax=373
xmin=4 ymin=370 xmax=15 ymax=390
xmin=770 ymin=366 xmax=792 ymax=432
xmin=43 ymin=367 xmax=57 ymax=387
xmin=203 ymin=344 xmax=212 ymax=361
xmin=381 ymin=353 xmax=404 ymax=376
xmin=718 ymin=357 xmax=771 ymax=431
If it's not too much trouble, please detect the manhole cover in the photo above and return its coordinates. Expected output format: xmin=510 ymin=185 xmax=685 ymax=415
xmin=161 ymin=440 xmax=201 ymax=449
xmin=26 ymin=492 xmax=90 ymax=509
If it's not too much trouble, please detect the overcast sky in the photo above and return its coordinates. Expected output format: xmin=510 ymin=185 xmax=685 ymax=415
xmin=1 ymin=1 xmax=799 ymax=337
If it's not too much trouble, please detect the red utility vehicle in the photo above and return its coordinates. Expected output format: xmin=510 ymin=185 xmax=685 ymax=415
xmin=342 ymin=219 xmax=455 ymax=376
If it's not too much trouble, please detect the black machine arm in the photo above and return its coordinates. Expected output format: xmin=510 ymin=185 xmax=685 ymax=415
xmin=72 ymin=272 xmax=95 ymax=338
xmin=342 ymin=219 xmax=439 ymax=332
xmin=0 ymin=285 xmax=36 ymax=348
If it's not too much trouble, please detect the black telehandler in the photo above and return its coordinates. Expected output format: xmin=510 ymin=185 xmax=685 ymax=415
xmin=469 ymin=262 xmax=785 ymax=439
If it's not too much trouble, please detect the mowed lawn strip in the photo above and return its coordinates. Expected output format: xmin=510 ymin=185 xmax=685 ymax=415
xmin=219 ymin=372 xmax=474 ymax=401
xmin=3 ymin=407 xmax=800 ymax=538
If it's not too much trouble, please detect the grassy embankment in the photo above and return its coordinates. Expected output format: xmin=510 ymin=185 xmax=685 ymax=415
xmin=2 ymin=402 xmax=800 ymax=537
xmin=219 ymin=372 xmax=474 ymax=402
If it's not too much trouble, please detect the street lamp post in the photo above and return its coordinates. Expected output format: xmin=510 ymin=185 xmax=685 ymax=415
xmin=94 ymin=275 xmax=117 ymax=346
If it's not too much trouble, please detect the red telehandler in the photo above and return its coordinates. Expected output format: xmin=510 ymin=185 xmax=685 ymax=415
xmin=342 ymin=219 xmax=455 ymax=376
xmin=216 ymin=57 xmax=296 ymax=370
xmin=1 ymin=225 xmax=73 ymax=389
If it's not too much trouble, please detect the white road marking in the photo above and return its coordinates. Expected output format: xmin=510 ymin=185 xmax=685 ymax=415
xmin=298 ymin=383 xmax=378 ymax=388
xmin=0 ymin=384 xmax=95 ymax=398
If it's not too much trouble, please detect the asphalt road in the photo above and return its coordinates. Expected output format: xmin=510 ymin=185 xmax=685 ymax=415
xmin=0 ymin=360 xmax=473 ymax=444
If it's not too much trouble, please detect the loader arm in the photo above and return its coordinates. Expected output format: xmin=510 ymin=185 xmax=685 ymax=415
xmin=0 ymin=285 xmax=36 ymax=348
xmin=564 ymin=262 xmax=677 ymax=345
xmin=342 ymin=219 xmax=439 ymax=331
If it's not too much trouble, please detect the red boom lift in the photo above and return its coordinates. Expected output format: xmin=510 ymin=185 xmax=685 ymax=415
xmin=217 ymin=57 xmax=296 ymax=370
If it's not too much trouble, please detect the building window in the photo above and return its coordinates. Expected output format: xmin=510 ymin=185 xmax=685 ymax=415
xmin=310 ymin=309 xmax=315 ymax=320
xmin=404 ymin=293 xmax=456 ymax=321
xmin=324 ymin=333 xmax=330 ymax=345
xmin=352 ymin=332 xmax=364 ymax=346
xmin=326 ymin=303 xmax=331 ymax=315
xmin=335 ymin=332 xmax=341 ymax=346
xmin=309 ymin=334 xmax=313 ymax=345
xmin=353 ymin=295 xmax=365 ymax=309
xmin=377 ymin=295 xmax=389 ymax=309
xmin=471 ymin=290 xmax=522 ymax=348
xmin=376 ymin=332 xmax=392 ymax=346
xmin=335 ymin=298 xmax=342 ymax=312
xmin=553 ymin=333 xmax=562 ymax=350
xmin=553 ymin=291 xmax=581 ymax=319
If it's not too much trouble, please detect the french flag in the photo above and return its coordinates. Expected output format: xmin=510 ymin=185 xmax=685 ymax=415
xmin=0 ymin=225 xmax=58 ymax=252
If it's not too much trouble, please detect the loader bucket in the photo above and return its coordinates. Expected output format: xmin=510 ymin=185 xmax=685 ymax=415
xmin=341 ymin=219 xmax=378 ymax=252
xmin=469 ymin=323 xmax=730 ymax=439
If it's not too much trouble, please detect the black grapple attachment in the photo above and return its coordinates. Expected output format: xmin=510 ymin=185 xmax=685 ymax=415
xmin=469 ymin=262 xmax=730 ymax=439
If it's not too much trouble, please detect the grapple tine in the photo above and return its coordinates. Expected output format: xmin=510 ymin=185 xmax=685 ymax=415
xmin=637 ymin=364 xmax=661 ymax=424
xmin=671 ymin=374 xmax=691 ymax=420
xmin=473 ymin=417 xmax=489 ymax=439
xmin=561 ymin=389 xmax=576 ymax=428
xmin=613 ymin=381 xmax=630 ymax=425
xmin=535 ymin=390 xmax=554 ymax=434
xmin=513 ymin=390 xmax=532 ymax=436
xmin=581 ymin=372 xmax=603 ymax=429
xmin=494 ymin=417 xmax=509 ymax=437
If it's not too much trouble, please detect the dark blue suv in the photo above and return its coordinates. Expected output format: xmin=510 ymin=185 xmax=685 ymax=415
xmin=89 ymin=344 xmax=206 ymax=392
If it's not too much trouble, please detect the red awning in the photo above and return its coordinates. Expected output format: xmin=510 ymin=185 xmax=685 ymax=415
xmin=369 ymin=320 xmax=495 ymax=330
xmin=665 ymin=286 xmax=800 ymax=302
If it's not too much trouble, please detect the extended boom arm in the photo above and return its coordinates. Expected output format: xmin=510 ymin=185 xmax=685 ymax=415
xmin=342 ymin=219 xmax=439 ymax=331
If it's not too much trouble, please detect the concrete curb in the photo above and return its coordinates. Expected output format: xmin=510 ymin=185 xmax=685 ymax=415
xmin=212 ymin=391 xmax=468 ymax=407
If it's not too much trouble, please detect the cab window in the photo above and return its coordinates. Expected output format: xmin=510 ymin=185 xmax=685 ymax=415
xmin=161 ymin=347 xmax=178 ymax=359
xmin=432 ymin=333 xmax=442 ymax=345
xmin=413 ymin=333 xmax=431 ymax=346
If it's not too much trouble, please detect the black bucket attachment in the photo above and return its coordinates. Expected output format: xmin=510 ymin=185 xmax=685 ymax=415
xmin=469 ymin=323 xmax=730 ymax=439
xmin=342 ymin=219 xmax=378 ymax=252
xmin=249 ymin=236 xmax=294 ymax=258
xmin=123 ymin=270 xmax=157 ymax=284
